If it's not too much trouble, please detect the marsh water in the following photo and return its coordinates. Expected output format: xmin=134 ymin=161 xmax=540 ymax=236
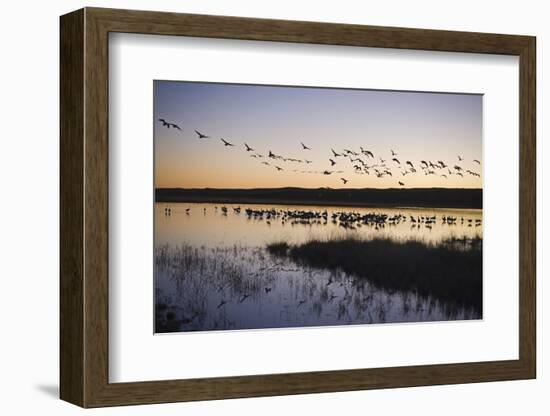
xmin=154 ymin=202 xmax=483 ymax=333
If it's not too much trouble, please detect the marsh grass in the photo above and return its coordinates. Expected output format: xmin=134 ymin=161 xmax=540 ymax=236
xmin=267 ymin=236 xmax=482 ymax=313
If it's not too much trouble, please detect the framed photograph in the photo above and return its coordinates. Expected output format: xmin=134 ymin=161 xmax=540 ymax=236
xmin=60 ymin=7 xmax=536 ymax=407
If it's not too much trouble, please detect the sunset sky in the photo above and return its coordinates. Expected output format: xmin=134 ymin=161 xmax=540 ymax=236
xmin=154 ymin=81 xmax=482 ymax=189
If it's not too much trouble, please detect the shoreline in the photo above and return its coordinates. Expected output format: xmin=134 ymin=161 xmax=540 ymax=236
xmin=155 ymin=187 xmax=483 ymax=210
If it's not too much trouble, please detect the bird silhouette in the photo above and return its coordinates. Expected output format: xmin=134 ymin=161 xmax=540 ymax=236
xmin=323 ymin=170 xmax=332 ymax=175
xmin=341 ymin=178 xmax=349 ymax=184
xmin=301 ymin=142 xmax=311 ymax=150
xmin=398 ymin=181 xmax=405 ymax=186
xmin=473 ymin=159 xmax=481 ymax=164
xmin=221 ymin=138 xmax=235 ymax=147
xmin=391 ymin=150 xmax=398 ymax=156
xmin=392 ymin=158 xmax=401 ymax=165
xmin=244 ymin=143 xmax=254 ymax=152
xmin=159 ymin=118 xmax=182 ymax=130
xmin=194 ymin=129 xmax=209 ymax=138
xmin=275 ymin=166 xmax=284 ymax=171
xmin=458 ymin=155 xmax=464 ymax=161
xmin=331 ymin=149 xmax=342 ymax=158
xmin=329 ymin=158 xmax=336 ymax=166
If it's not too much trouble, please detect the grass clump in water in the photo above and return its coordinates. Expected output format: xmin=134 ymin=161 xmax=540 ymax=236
xmin=267 ymin=236 xmax=482 ymax=314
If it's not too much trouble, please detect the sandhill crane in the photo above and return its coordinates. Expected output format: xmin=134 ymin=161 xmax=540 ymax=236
xmin=331 ymin=148 xmax=342 ymax=158
xmin=360 ymin=147 xmax=374 ymax=158
xmin=458 ymin=155 xmax=463 ymax=161
xmin=392 ymin=158 xmax=400 ymax=165
xmin=244 ymin=143 xmax=254 ymax=152
xmin=301 ymin=142 xmax=311 ymax=150
xmin=194 ymin=129 xmax=209 ymax=138
xmin=341 ymin=178 xmax=349 ymax=184
xmin=221 ymin=138 xmax=235 ymax=147
xmin=398 ymin=181 xmax=405 ymax=186
xmin=391 ymin=149 xmax=397 ymax=156
xmin=158 ymin=118 xmax=182 ymax=130
xmin=473 ymin=159 xmax=481 ymax=164
xmin=329 ymin=158 xmax=336 ymax=166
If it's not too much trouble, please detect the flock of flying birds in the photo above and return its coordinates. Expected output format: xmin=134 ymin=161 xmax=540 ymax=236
xmin=158 ymin=118 xmax=482 ymax=187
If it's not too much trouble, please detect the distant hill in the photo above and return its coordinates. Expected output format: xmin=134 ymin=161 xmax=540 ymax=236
xmin=155 ymin=187 xmax=482 ymax=209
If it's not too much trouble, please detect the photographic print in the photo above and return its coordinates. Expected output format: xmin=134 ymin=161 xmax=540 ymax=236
xmin=154 ymin=81 xmax=483 ymax=333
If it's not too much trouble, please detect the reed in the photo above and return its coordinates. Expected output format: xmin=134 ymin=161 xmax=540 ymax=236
xmin=267 ymin=236 xmax=482 ymax=313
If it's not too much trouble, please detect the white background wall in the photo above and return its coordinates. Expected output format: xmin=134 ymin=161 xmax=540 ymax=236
xmin=0 ymin=0 xmax=546 ymax=414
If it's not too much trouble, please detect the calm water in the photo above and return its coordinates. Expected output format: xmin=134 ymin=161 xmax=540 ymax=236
xmin=154 ymin=202 xmax=482 ymax=333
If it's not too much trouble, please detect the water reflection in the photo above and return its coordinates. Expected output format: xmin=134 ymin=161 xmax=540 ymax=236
xmin=155 ymin=202 xmax=482 ymax=333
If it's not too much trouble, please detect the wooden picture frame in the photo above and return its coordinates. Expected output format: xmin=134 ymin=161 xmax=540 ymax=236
xmin=60 ymin=7 xmax=536 ymax=408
